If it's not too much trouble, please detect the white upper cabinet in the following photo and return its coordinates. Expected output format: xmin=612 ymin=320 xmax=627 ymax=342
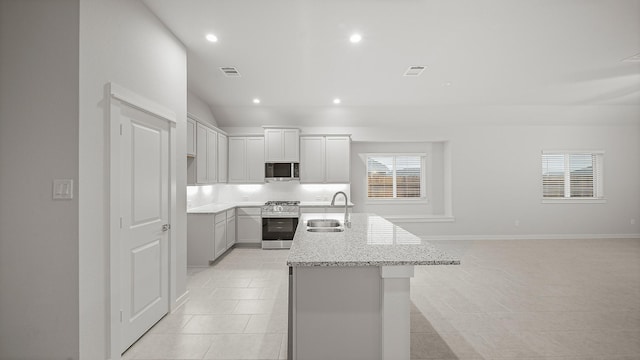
xmin=325 ymin=136 xmax=351 ymax=183
xmin=186 ymin=118 xmax=196 ymax=157
xmin=246 ymin=137 xmax=266 ymax=182
xmin=206 ymin=128 xmax=218 ymax=183
xmin=228 ymin=136 xmax=265 ymax=183
xmin=228 ymin=137 xmax=246 ymax=183
xmin=218 ymin=133 xmax=228 ymax=183
xmin=300 ymin=135 xmax=350 ymax=183
xmin=265 ymin=128 xmax=299 ymax=162
xmin=196 ymin=124 xmax=208 ymax=184
xmin=194 ymin=123 xmax=221 ymax=184
xmin=299 ymin=136 xmax=325 ymax=183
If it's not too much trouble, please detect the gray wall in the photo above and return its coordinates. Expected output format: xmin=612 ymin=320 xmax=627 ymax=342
xmin=0 ymin=0 xmax=80 ymax=359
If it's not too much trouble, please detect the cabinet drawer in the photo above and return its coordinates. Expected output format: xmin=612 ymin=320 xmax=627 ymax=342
xmin=237 ymin=207 xmax=261 ymax=216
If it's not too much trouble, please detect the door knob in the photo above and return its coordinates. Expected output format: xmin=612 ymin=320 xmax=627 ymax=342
xmin=162 ymin=224 xmax=171 ymax=232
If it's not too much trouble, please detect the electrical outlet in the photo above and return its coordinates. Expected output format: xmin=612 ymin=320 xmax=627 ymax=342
xmin=514 ymin=220 xmax=520 ymax=227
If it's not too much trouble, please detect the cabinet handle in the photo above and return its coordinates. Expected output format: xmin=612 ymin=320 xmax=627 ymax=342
xmin=162 ymin=224 xmax=171 ymax=232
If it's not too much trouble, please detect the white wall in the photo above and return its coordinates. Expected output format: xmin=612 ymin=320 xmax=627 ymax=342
xmin=188 ymin=90 xmax=218 ymax=127
xmin=78 ymin=0 xmax=187 ymax=358
xmin=0 ymin=1 xmax=80 ymax=359
xmin=187 ymin=183 xmax=350 ymax=209
xmin=350 ymin=141 xmax=446 ymax=218
xmin=223 ymin=117 xmax=640 ymax=239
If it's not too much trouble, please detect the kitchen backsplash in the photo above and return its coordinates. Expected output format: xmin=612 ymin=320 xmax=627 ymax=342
xmin=187 ymin=182 xmax=350 ymax=209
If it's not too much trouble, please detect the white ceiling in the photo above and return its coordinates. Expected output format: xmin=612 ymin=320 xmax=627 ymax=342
xmin=143 ymin=0 xmax=640 ymax=127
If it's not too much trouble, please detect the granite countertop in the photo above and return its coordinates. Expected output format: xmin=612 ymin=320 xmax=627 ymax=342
xmin=300 ymin=201 xmax=355 ymax=207
xmin=287 ymin=213 xmax=460 ymax=267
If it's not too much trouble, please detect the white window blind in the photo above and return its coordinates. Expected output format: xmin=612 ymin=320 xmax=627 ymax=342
xmin=542 ymin=152 xmax=603 ymax=199
xmin=367 ymin=155 xmax=424 ymax=199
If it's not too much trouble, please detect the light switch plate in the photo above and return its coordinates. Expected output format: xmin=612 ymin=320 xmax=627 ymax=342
xmin=53 ymin=179 xmax=73 ymax=200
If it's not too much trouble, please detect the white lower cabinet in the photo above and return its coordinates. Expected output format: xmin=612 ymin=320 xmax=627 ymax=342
xmin=187 ymin=210 xmax=237 ymax=267
xmin=214 ymin=213 xmax=227 ymax=259
xmin=236 ymin=207 xmax=262 ymax=244
xmin=226 ymin=209 xmax=236 ymax=248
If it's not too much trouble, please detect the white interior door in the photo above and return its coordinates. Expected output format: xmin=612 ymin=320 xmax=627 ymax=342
xmin=119 ymin=105 xmax=170 ymax=352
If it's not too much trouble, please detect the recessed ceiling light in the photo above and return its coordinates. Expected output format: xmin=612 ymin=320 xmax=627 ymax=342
xmin=349 ymin=34 xmax=362 ymax=43
xmin=333 ymin=98 xmax=341 ymax=104
xmin=206 ymin=33 xmax=218 ymax=42
xmin=253 ymin=98 xmax=261 ymax=104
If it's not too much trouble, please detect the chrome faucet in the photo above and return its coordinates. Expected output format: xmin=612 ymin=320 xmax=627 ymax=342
xmin=330 ymin=191 xmax=351 ymax=227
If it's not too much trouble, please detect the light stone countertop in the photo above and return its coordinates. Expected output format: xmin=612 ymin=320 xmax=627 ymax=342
xmin=187 ymin=201 xmax=354 ymax=214
xmin=287 ymin=213 xmax=461 ymax=267
xmin=187 ymin=202 xmax=263 ymax=214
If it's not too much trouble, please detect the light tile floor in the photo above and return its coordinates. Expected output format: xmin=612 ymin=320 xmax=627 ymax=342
xmin=124 ymin=239 xmax=640 ymax=360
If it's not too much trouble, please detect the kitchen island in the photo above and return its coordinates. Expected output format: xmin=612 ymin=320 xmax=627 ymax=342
xmin=286 ymin=213 xmax=460 ymax=360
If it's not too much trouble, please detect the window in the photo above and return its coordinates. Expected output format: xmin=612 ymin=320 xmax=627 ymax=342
xmin=367 ymin=154 xmax=425 ymax=200
xmin=541 ymin=151 xmax=604 ymax=201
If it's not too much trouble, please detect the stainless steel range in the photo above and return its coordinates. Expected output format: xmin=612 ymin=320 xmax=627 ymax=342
xmin=261 ymin=201 xmax=300 ymax=249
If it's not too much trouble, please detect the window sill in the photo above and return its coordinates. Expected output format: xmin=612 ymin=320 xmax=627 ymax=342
xmin=541 ymin=198 xmax=607 ymax=204
xmin=366 ymin=198 xmax=428 ymax=205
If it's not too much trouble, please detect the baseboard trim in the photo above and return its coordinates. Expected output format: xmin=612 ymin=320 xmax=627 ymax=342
xmin=233 ymin=242 xmax=262 ymax=248
xmin=417 ymin=233 xmax=640 ymax=241
xmin=172 ymin=290 xmax=189 ymax=312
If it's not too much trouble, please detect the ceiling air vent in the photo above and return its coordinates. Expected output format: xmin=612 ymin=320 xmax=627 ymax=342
xmin=622 ymin=53 xmax=640 ymax=62
xmin=220 ymin=67 xmax=241 ymax=77
xmin=403 ymin=65 xmax=426 ymax=77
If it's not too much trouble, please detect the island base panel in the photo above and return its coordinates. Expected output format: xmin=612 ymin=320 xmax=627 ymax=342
xmin=293 ymin=266 xmax=381 ymax=360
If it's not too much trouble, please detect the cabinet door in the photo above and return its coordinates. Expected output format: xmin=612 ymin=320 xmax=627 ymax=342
xmin=186 ymin=118 xmax=196 ymax=156
xmin=196 ymin=124 xmax=208 ymax=184
xmin=228 ymin=137 xmax=246 ymax=183
xmin=300 ymin=136 xmax=325 ymax=183
xmin=237 ymin=215 xmax=262 ymax=244
xmin=218 ymin=133 xmax=228 ymax=183
xmin=226 ymin=215 xmax=236 ymax=248
xmin=264 ymin=129 xmax=283 ymax=162
xmin=246 ymin=137 xmax=265 ymax=183
xmin=325 ymin=136 xmax=350 ymax=183
xmin=207 ymin=129 xmax=218 ymax=183
xmin=283 ymin=129 xmax=300 ymax=162
xmin=214 ymin=217 xmax=226 ymax=259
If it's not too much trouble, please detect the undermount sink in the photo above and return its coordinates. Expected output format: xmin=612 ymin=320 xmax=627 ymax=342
xmin=306 ymin=218 xmax=344 ymax=232
xmin=307 ymin=219 xmax=341 ymax=228
xmin=307 ymin=228 xmax=344 ymax=232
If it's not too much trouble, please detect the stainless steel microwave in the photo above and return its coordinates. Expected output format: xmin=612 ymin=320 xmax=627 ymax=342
xmin=265 ymin=162 xmax=299 ymax=181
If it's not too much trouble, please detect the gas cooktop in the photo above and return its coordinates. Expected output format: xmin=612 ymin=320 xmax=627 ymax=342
xmin=261 ymin=201 xmax=300 ymax=218
xmin=264 ymin=201 xmax=300 ymax=206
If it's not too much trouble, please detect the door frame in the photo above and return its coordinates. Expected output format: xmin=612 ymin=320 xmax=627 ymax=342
xmin=107 ymin=82 xmax=177 ymax=359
